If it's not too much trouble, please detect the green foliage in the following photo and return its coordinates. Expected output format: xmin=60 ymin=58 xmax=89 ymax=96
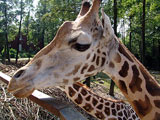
xmin=19 ymin=50 xmax=35 ymax=58
xmin=0 ymin=0 xmax=159 ymax=69
xmin=9 ymin=48 xmax=17 ymax=58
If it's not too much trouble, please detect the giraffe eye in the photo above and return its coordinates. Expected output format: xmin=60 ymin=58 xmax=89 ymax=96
xmin=72 ymin=43 xmax=91 ymax=52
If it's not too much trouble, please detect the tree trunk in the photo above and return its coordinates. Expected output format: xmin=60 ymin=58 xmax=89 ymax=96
xmin=158 ymin=39 xmax=160 ymax=70
xmin=141 ymin=0 xmax=146 ymax=64
xmin=83 ymin=77 xmax=90 ymax=88
xmin=129 ymin=16 xmax=132 ymax=52
xmin=122 ymin=19 xmax=125 ymax=45
xmin=113 ymin=0 xmax=117 ymax=36
xmin=109 ymin=79 xmax=115 ymax=96
xmin=40 ymin=28 xmax=45 ymax=49
xmin=26 ymin=11 xmax=30 ymax=43
xmin=16 ymin=0 xmax=23 ymax=64
xmin=109 ymin=0 xmax=118 ymax=97
xmin=4 ymin=0 xmax=10 ymax=63
xmin=39 ymin=0 xmax=47 ymax=49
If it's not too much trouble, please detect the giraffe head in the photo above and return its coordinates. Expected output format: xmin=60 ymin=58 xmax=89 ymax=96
xmin=8 ymin=0 xmax=115 ymax=98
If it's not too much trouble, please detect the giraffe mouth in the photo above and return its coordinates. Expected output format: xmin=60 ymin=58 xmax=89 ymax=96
xmin=12 ymin=86 xmax=35 ymax=98
xmin=8 ymin=78 xmax=35 ymax=98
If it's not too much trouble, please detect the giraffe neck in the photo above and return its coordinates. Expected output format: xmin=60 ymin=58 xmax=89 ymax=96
xmin=103 ymin=36 xmax=160 ymax=120
xmin=59 ymin=82 xmax=139 ymax=120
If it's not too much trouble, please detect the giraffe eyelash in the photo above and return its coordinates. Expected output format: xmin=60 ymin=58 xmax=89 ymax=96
xmin=71 ymin=43 xmax=91 ymax=52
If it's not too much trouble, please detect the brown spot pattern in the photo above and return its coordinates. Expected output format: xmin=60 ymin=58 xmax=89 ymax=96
xmin=92 ymin=98 xmax=98 ymax=106
xmin=101 ymin=57 xmax=106 ymax=67
xmin=35 ymin=59 xmax=42 ymax=70
xmin=75 ymin=94 xmax=83 ymax=104
xmin=114 ymin=53 xmax=121 ymax=63
xmin=104 ymin=107 xmax=110 ymax=115
xmin=86 ymin=53 xmax=90 ymax=59
xmin=109 ymin=62 xmax=115 ymax=68
xmin=118 ymin=117 xmax=122 ymax=120
xmin=81 ymin=89 xmax=87 ymax=96
xmin=108 ymin=118 xmax=117 ymax=120
xmin=119 ymin=80 xmax=128 ymax=94
xmin=111 ymin=103 xmax=115 ymax=108
xmin=68 ymin=87 xmax=76 ymax=97
xmin=129 ymin=65 xmax=142 ymax=93
xmin=95 ymin=111 xmax=105 ymax=119
xmin=118 ymin=44 xmax=134 ymax=62
xmin=118 ymin=111 xmax=123 ymax=116
xmin=121 ymin=105 xmax=124 ymax=109
xmin=88 ymin=65 xmax=95 ymax=72
xmin=63 ymin=79 xmax=68 ymax=84
xmin=100 ymin=99 xmax=104 ymax=103
xmin=96 ymin=56 xmax=100 ymax=66
xmin=105 ymin=102 xmax=110 ymax=106
xmin=81 ymin=64 xmax=88 ymax=74
xmin=97 ymin=104 xmax=103 ymax=110
xmin=74 ymin=77 xmax=80 ymax=81
xmin=97 ymin=49 xmax=100 ymax=53
xmin=86 ymin=95 xmax=91 ymax=101
xmin=67 ymin=64 xmax=81 ymax=76
xmin=133 ymin=95 xmax=152 ymax=118
xmin=140 ymin=65 xmax=160 ymax=96
xmin=119 ymin=61 xmax=129 ymax=77
xmin=132 ymin=115 xmax=136 ymax=119
xmin=73 ymin=84 xmax=80 ymax=91
xmin=112 ymin=109 xmax=116 ymax=116
xmin=124 ymin=110 xmax=128 ymax=118
xmin=117 ymin=104 xmax=120 ymax=111
xmin=83 ymin=103 xmax=94 ymax=112
xmin=154 ymin=112 xmax=160 ymax=120
xmin=92 ymin=54 xmax=96 ymax=62
xmin=154 ymin=100 xmax=160 ymax=108
xmin=102 ymin=52 xmax=106 ymax=56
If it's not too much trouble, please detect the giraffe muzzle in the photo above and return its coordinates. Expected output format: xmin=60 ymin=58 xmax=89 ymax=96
xmin=8 ymin=78 xmax=35 ymax=98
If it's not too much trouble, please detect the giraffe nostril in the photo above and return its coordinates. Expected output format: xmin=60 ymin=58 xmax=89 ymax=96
xmin=14 ymin=70 xmax=25 ymax=78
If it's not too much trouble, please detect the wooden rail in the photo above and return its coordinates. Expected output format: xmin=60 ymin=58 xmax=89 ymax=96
xmin=0 ymin=72 xmax=87 ymax=120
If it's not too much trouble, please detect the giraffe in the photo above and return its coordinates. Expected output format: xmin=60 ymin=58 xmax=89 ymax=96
xmin=58 ymin=82 xmax=140 ymax=120
xmin=7 ymin=0 xmax=160 ymax=119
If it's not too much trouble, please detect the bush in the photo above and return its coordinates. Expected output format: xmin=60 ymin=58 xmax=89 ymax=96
xmin=9 ymin=48 xmax=17 ymax=58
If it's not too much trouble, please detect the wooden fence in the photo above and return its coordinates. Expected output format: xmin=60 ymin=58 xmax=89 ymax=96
xmin=0 ymin=72 xmax=87 ymax=120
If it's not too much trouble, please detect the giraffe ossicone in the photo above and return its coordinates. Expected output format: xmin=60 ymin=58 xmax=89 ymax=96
xmin=8 ymin=0 xmax=160 ymax=120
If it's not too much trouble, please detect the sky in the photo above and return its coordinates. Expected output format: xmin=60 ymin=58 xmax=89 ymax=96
xmin=33 ymin=0 xmax=39 ymax=8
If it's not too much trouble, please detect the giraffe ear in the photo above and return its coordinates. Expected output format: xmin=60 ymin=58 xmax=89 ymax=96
xmin=78 ymin=0 xmax=91 ymax=18
xmin=101 ymin=9 xmax=114 ymax=38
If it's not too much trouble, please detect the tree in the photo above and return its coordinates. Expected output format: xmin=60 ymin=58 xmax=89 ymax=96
xmin=15 ymin=0 xmax=25 ymax=64
xmin=1 ymin=0 xmax=12 ymax=63
xmin=129 ymin=15 xmax=133 ymax=52
xmin=23 ymin=0 xmax=34 ymax=43
xmin=141 ymin=0 xmax=146 ymax=64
